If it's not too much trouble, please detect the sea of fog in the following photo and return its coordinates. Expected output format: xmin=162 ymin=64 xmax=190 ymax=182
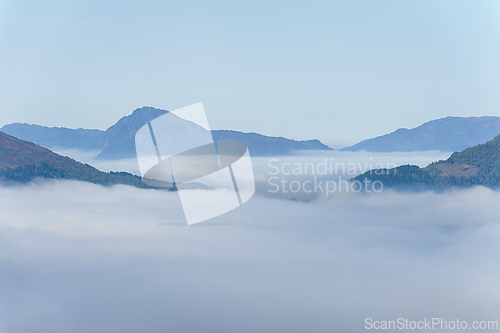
xmin=53 ymin=148 xmax=453 ymax=176
xmin=1 ymin=150 xmax=499 ymax=332
xmin=54 ymin=148 xmax=454 ymax=201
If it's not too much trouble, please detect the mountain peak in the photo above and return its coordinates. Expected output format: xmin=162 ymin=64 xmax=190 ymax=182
xmin=115 ymin=107 xmax=168 ymax=126
xmin=131 ymin=106 xmax=168 ymax=117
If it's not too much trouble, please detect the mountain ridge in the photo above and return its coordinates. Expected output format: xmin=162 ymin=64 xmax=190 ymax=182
xmin=0 ymin=123 xmax=105 ymax=150
xmin=1 ymin=106 xmax=333 ymax=159
xmin=342 ymin=116 xmax=500 ymax=152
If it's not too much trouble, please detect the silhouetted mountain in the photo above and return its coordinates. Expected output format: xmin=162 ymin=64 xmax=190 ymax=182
xmin=1 ymin=106 xmax=332 ymax=159
xmin=0 ymin=131 xmax=147 ymax=187
xmin=342 ymin=116 xmax=500 ymax=152
xmin=354 ymin=133 xmax=500 ymax=190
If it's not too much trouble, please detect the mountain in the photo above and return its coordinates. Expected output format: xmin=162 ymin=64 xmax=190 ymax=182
xmin=354 ymin=133 xmax=500 ymax=190
xmin=0 ymin=123 xmax=105 ymax=150
xmin=213 ymin=130 xmax=329 ymax=156
xmin=342 ymin=116 xmax=500 ymax=152
xmin=94 ymin=107 xmax=169 ymax=159
xmin=95 ymin=107 xmax=332 ymax=159
xmin=1 ymin=107 xmax=332 ymax=159
xmin=0 ymin=131 xmax=147 ymax=187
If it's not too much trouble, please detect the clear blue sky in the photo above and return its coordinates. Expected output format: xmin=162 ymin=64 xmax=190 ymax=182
xmin=1 ymin=0 xmax=500 ymax=148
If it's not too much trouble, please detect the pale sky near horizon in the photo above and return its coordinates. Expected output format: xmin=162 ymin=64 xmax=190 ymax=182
xmin=1 ymin=0 xmax=500 ymax=148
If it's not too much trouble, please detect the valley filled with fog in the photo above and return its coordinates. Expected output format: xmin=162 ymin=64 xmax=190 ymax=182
xmin=1 ymin=151 xmax=499 ymax=332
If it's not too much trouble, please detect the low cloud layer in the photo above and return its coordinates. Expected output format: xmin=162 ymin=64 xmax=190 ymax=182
xmin=54 ymin=149 xmax=453 ymax=176
xmin=0 ymin=178 xmax=499 ymax=332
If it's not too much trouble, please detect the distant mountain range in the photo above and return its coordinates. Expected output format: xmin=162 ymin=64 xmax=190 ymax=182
xmin=1 ymin=107 xmax=332 ymax=159
xmin=355 ymin=132 xmax=500 ymax=190
xmin=342 ymin=116 xmax=500 ymax=152
xmin=0 ymin=124 xmax=105 ymax=150
xmin=0 ymin=131 xmax=149 ymax=187
xmin=4 ymin=108 xmax=500 ymax=190
xmin=5 ymin=111 xmax=500 ymax=159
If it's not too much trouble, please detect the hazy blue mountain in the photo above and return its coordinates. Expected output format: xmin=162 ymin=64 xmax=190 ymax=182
xmin=1 ymin=106 xmax=332 ymax=159
xmin=94 ymin=107 xmax=169 ymax=159
xmin=0 ymin=123 xmax=104 ymax=150
xmin=0 ymin=106 xmax=175 ymax=158
xmin=212 ymin=130 xmax=330 ymax=156
xmin=342 ymin=116 xmax=500 ymax=152
xmin=94 ymin=107 xmax=332 ymax=159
